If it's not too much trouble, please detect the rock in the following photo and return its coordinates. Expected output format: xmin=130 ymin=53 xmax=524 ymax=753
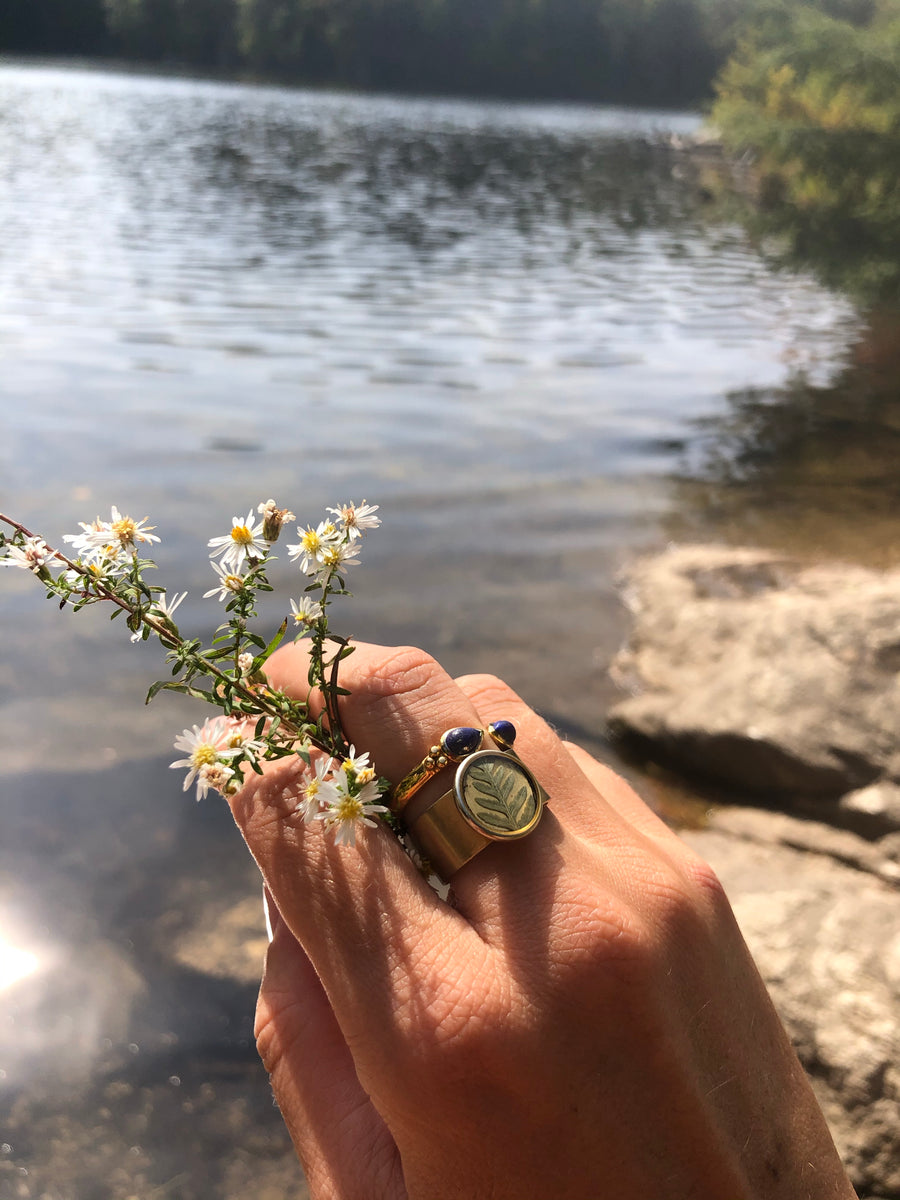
xmin=684 ymin=812 xmax=900 ymax=1197
xmin=840 ymin=782 xmax=900 ymax=834
xmin=706 ymin=805 xmax=900 ymax=885
xmin=608 ymin=545 xmax=900 ymax=803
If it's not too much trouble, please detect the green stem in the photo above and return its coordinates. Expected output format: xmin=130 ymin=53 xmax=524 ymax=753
xmin=0 ymin=511 xmax=324 ymax=748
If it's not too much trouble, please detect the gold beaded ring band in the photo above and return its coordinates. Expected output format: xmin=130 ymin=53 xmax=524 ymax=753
xmin=394 ymin=721 xmax=550 ymax=881
xmin=388 ymin=724 xmax=487 ymax=816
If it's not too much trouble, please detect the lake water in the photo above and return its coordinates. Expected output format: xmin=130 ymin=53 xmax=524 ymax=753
xmin=0 ymin=62 xmax=890 ymax=1198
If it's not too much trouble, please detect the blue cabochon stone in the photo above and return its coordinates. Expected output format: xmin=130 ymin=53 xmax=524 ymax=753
xmin=488 ymin=720 xmax=517 ymax=748
xmin=442 ymin=726 xmax=483 ymax=758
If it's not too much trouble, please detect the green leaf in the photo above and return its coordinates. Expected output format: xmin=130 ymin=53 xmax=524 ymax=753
xmin=262 ymin=617 xmax=288 ymax=660
xmin=145 ymin=678 xmax=168 ymax=704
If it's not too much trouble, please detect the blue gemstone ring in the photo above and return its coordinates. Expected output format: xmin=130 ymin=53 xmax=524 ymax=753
xmin=388 ymin=721 xmax=518 ymax=816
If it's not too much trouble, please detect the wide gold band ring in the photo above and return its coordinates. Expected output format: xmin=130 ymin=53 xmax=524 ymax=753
xmin=395 ymin=721 xmax=550 ymax=881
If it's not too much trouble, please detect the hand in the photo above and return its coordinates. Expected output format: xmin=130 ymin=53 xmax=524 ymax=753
xmin=229 ymin=642 xmax=856 ymax=1200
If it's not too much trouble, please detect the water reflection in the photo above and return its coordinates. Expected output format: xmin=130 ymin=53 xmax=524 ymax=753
xmin=670 ymin=308 xmax=900 ymax=564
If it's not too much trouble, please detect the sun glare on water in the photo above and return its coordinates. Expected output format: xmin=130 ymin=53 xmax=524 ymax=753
xmin=0 ymin=934 xmax=40 ymax=993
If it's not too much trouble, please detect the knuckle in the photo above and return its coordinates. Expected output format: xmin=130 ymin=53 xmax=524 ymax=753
xmin=253 ymin=997 xmax=288 ymax=1076
xmin=454 ymin=672 xmax=521 ymax=711
xmin=552 ymin=888 xmax=657 ymax=992
xmin=359 ymin=644 xmax=446 ymax=699
xmin=634 ymin=851 xmax=735 ymax=965
xmin=681 ymin=851 xmax=733 ymax=919
xmin=254 ymin=987 xmax=321 ymax=1080
xmin=400 ymin=969 xmax=509 ymax=1082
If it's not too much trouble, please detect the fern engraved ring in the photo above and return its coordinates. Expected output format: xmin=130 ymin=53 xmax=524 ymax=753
xmin=401 ymin=721 xmax=550 ymax=880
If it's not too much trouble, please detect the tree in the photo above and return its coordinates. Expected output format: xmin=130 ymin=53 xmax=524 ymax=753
xmin=711 ymin=2 xmax=900 ymax=297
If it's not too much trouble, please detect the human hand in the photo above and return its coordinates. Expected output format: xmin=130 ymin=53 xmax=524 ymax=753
xmin=229 ymin=642 xmax=856 ymax=1200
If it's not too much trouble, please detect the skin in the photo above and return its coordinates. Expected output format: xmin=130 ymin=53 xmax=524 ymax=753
xmin=228 ymin=641 xmax=858 ymax=1200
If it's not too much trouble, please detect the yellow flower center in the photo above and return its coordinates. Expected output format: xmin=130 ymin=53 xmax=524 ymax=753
xmin=111 ymin=516 xmax=138 ymax=544
xmin=231 ymin=524 xmax=253 ymax=545
xmin=335 ymin=795 xmax=363 ymax=821
xmin=305 ymin=779 xmax=320 ymax=799
xmin=301 ymin=529 xmax=321 ymax=553
xmin=322 ymin=547 xmax=341 ymax=567
xmin=225 ymin=574 xmax=243 ymax=592
xmin=191 ymin=744 xmax=219 ymax=769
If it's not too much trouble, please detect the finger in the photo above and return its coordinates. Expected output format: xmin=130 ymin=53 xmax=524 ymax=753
xmin=451 ymin=672 xmax=694 ymax=931
xmin=453 ymin=672 xmax=634 ymax=843
xmin=231 ymin=642 xmax=498 ymax=1097
xmin=256 ymin=892 xmax=406 ymax=1200
xmin=560 ymin=741 xmax=682 ymax=844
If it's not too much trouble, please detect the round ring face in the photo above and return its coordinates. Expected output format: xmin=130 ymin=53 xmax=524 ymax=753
xmin=454 ymin=751 xmax=543 ymax=840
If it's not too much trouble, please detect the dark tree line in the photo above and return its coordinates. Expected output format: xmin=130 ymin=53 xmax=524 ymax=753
xmin=1 ymin=0 xmax=725 ymax=106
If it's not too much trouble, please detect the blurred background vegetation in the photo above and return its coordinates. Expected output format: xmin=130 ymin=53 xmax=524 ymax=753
xmin=710 ymin=0 xmax=900 ymax=299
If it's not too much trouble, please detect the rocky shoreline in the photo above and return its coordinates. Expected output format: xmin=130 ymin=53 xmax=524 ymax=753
xmin=608 ymin=544 xmax=900 ymax=1197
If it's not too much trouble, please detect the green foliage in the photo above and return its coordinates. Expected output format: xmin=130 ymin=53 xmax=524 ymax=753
xmin=711 ymin=2 xmax=900 ymax=298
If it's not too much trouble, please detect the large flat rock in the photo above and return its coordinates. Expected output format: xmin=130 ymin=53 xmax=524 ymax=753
xmin=608 ymin=545 xmax=900 ymax=809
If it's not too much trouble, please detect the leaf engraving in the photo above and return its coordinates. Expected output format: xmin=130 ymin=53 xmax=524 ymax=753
xmin=464 ymin=759 xmax=536 ymax=833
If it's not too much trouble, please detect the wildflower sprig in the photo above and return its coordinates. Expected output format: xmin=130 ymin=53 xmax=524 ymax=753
xmin=0 ymin=499 xmax=388 ymax=846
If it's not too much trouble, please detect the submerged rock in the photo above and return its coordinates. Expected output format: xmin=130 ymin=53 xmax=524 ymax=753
xmin=608 ymin=544 xmax=900 ymax=814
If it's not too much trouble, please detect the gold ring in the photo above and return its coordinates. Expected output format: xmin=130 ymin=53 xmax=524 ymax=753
xmin=388 ymin=724 xmax=486 ymax=815
xmin=402 ymin=723 xmax=549 ymax=880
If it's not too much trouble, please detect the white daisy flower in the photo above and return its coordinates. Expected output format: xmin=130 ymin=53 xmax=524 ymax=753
xmin=289 ymin=596 xmax=323 ymax=627
xmin=69 ymin=507 xmax=159 ymax=557
xmin=317 ymin=775 xmax=388 ymax=846
xmin=203 ymin=562 xmax=247 ymax=602
xmin=294 ymin=756 xmax=339 ymax=823
xmin=207 ymin=508 xmax=267 ymax=571
xmin=62 ymin=558 xmax=127 ymax=597
xmin=327 ymin=501 xmax=380 ymax=541
xmin=62 ymin=519 xmax=110 ymax=562
xmin=195 ymin=762 xmax=236 ymax=801
xmin=0 ymin=536 xmax=53 ymax=573
xmin=223 ymin=723 xmax=267 ymax=765
xmin=314 ymin=539 xmax=361 ymax=579
xmin=170 ymin=720 xmax=239 ymax=798
xmin=106 ymin=506 xmax=159 ymax=550
xmin=286 ymin=520 xmax=341 ymax=575
xmin=340 ymin=745 xmax=372 ymax=777
xmin=63 ymin=523 xmax=137 ymax=575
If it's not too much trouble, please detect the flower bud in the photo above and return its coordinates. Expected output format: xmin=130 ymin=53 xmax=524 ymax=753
xmin=258 ymin=499 xmax=295 ymax=544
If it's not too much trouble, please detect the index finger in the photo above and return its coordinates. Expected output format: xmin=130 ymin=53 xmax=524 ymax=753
xmin=229 ymin=642 xmax=499 ymax=1099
